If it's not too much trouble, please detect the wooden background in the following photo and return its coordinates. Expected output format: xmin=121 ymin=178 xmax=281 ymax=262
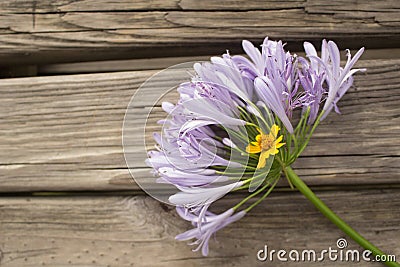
xmin=0 ymin=0 xmax=399 ymax=266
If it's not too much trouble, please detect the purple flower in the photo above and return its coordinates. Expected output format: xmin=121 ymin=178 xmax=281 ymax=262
xmin=157 ymin=167 xmax=229 ymax=187
xmin=233 ymin=38 xmax=300 ymax=133
xmin=176 ymin=207 xmax=246 ymax=256
xmin=303 ymin=40 xmax=328 ymax=77
xmin=169 ymin=181 xmax=244 ymax=209
xmin=298 ymin=57 xmax=326 ymax=124
xmin=303 ymin=40 xmax=365 ymax=119
xmin=254 ymin=76 xmax=294 ymax=133
xmin=146 ymin=36 xmax=365 ymax=257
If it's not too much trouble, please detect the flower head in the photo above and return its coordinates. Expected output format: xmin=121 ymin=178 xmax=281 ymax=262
xmin=146 ymin=36 xmax=365 ymax=256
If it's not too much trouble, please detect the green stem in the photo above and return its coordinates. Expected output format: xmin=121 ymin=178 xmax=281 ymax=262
xmin=284 ymin=166 xmax=399 ymax=267
xmin=245 ymin=177 xmax=279 ymax=212
xmin=276 ymin=156 xmax=294 ymax=190
xmin=291 ymin=110 xmax=325 ymax=161
xmin=233 ymin=182 xmax=270 ymax=210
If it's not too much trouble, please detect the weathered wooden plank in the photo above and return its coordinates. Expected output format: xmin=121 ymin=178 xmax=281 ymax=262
xmin=0 ymin=58 xmax=399 ymax=192
xmin=0 ymin=0 xmax=396 ymax=13
xmin=0 ymin=190 xmax=399 ymax=266
xmin=0 ymin=0 xmax=399 ymax=64
xmin=305 ymin=0 xmax=400 ymax=14
xmin=0 ymin=0 xmax=179 ymax=13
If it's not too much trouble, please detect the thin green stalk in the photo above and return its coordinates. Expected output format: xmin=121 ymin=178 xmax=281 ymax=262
xmin=291 ymin=110 xmax=325 ymax=161
xmin=285 ymin=166 xmax=400 ymax=267
xmin=294 ymin=107 xmax=310 ymax=135
xmin=233 ymin=182 xmax=270 ymax=210
xmin=302 ymin=110 xmax=324 ymax=146
xmin=294 ymin=115 xmax=305 ymax=134
xmin=225 ymin=128 xmax=249 ymax=144
xmin=291 ymin=133 xmax=298 ymax=152
xmin=299 ymin=108 xmax=310 ymax=139
xmin=285 ymin=132 xmax=292 ymax=162
xmin=246 ymin=122 xmax=259 ymax=129
xmin=245 ymin=177 xmax=279 ymax=212
xmin=237 ymin=106 xmax=255 ymax=123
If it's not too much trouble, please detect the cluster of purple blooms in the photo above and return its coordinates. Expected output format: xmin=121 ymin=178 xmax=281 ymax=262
xmin=146 ymin=37 xmax=365 ymax=256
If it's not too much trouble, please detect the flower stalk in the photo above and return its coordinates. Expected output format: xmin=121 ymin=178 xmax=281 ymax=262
xmin=284 ymin=166 xmax=400 ymax=267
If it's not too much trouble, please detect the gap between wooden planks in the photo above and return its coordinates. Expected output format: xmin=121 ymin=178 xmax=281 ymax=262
xmin=0 ymin=54 xmax=399 ymax=193
xmin=37 ymin=49 xmax=400 ymax=75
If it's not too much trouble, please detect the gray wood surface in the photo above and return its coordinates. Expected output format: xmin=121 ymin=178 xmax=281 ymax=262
xmin=0 ymin=0 xmax=399 ymax=64
xmin=0 ymin=189 xmax=399 ymax=266
xmin=0 ymin=57 xmax=399 ymax=192
xmin=0 ymin=1 xmax=399 ymax=266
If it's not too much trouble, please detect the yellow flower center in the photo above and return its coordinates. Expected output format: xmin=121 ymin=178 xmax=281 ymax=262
xmin=260 ymin=134 xmax=275 ymax=151
xmin=245 ymin=124 xmax=285 ymax=169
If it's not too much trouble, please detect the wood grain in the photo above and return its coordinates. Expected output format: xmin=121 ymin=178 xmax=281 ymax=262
xmin=0 ymin=189 xmax=399 ymax=266
xmin=0 ymin=0 xmax=303 ymax=12
xmin=0 ymin=0 xmax=399 ymax=64
xmin=0 ymin=0 xmax=397 ymax=14
xmin=0 ymin=2 xmax=399 ymax=266
xmin=0 ymin=57 xmax=399 ymax=192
